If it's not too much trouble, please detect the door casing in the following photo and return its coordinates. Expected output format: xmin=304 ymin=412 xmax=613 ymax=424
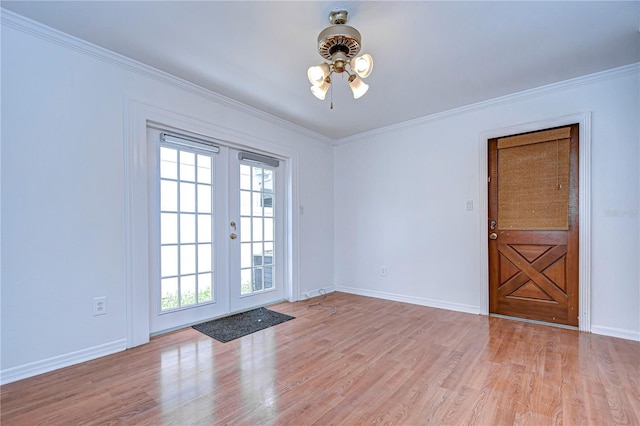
xmin=124 ymin=99 xmax=300 ymax=348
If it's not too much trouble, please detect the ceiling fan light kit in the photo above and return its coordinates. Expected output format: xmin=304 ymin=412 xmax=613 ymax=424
xmin=308 ymin=10 xmax=373 ymax=106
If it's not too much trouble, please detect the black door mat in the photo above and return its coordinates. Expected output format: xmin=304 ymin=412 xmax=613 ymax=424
xmin=192 ymin=307 xmax=295 ymax=343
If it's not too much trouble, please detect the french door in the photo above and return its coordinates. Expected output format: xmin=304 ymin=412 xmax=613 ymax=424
xmin=148 ymin=127 xmax=284 ymax=334
xmin=228 ymin=152 xmax=284 ymax=312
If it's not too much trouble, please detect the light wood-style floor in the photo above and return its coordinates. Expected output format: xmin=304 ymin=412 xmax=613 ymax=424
xmin=2 ymin=292 xmax=639 ymax=425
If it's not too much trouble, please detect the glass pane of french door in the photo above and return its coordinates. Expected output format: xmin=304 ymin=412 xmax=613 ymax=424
xmin=240 ymin=163 xmax=275 ymax=295
xmin=159 ymin=146 xmax=215 ymax=310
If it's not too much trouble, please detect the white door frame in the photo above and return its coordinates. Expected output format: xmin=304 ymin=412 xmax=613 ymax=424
xmin=477 ymin=112 xmax=592 ymax=332
xmin=124 ymin=98 xmax=300 ymax=348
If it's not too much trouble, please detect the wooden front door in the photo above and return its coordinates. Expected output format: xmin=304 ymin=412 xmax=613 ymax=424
xmin=488 ymin=125 xmax=579 ymax=326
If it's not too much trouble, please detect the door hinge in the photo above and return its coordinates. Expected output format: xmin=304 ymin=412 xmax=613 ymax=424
xmin=488 ymin=176 xmax=491 ymax=183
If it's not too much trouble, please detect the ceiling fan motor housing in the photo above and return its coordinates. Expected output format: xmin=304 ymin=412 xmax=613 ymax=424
xmin=317 ymin=10 xmax=362 ymax=64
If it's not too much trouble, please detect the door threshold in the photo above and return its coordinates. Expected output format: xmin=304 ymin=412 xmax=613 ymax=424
xmin=489 ymin=314 xmax=578 ymax=331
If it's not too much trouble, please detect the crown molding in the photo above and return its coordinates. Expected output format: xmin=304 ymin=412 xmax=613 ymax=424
xmin=0 ymin=9 xmax=334 ymax=146
xmin=333 ymin=62 xmax=640 ymax=146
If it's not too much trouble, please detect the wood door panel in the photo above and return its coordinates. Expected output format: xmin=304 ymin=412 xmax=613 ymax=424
xmin=543 ymin=257 xmax=567 ymax=291
xmin=498 ymin=244 xmax=568 ymax=303
xmin=509 ymin=244 xmax=554 ymax=262
xmin=488 ymin=125 xmax=579 ymax=326
xmin=497 ymin=296 xmax=570 ymax=323
xmin=511 ymin=280 xmax=552 ymax=300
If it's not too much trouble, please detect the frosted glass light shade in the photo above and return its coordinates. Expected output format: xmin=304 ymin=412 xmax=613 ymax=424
xmin=311 ymin=81 xmax=330 ymax=100
xmin=307 ymin=63 xmax=330 ymax=87
xmin=350 ymin=54 xmax=373 ymax=78
xmin=349 ymin=75 xmax=369 ymax=99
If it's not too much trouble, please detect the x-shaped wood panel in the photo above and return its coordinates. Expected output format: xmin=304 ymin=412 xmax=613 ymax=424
xmin=498 ymin=244 xmax=568 ymax=302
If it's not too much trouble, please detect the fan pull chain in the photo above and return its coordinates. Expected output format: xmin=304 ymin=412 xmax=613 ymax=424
xmin=330 ymin=82 xmax=334 ymax=109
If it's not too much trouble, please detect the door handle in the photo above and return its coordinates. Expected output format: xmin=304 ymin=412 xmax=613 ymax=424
xmin=230 ymin=233 xmax=237 ymax=240
xmin=489 ymin=232 xmax=498 ymax=240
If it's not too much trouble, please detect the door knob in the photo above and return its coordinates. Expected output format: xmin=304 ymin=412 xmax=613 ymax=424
xmin=230 ymin=233 xmax=237 ymax=240
xmin=489 ymin=232 xmax=498 ymax=240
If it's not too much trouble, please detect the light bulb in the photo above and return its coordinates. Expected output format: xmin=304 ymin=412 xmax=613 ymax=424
xmin=350 ymin=54 xmax=373 ymax=78
xmin=307 ymin=64 xmax=330 ymax=87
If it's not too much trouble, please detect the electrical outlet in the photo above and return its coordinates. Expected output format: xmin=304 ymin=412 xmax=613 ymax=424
xmin=381 ymin=266 xmax=387 ymax=277
xmin=466 ymin=200 xmax=474 ymax=211
xmin=93 ymin=297 xmax=107 ymax=316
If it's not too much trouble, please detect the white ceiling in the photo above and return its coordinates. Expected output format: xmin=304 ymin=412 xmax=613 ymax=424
xmin=3 ymin=1 xmax=639 ymax=140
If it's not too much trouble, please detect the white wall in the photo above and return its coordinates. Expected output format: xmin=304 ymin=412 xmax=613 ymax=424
xmin=1 ymin=15 xmax=334 ymax=382
xmin=334 ymin=66 xmax=640 ymax=340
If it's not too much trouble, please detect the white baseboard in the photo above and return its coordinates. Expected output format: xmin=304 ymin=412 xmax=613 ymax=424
xmin=335 ymin=285 xmax=481 ymax=315
xmin=590 ymin=325 xmax=640 ymax=342
xmin=299 ymin=285 xmax=336 ymax=301
xmin=0 ymin=339 xmax=127 ymax=385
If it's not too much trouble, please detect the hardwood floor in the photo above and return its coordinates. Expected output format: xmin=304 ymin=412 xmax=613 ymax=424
xmin=2 ymin=292 xmax=639 ymax=425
